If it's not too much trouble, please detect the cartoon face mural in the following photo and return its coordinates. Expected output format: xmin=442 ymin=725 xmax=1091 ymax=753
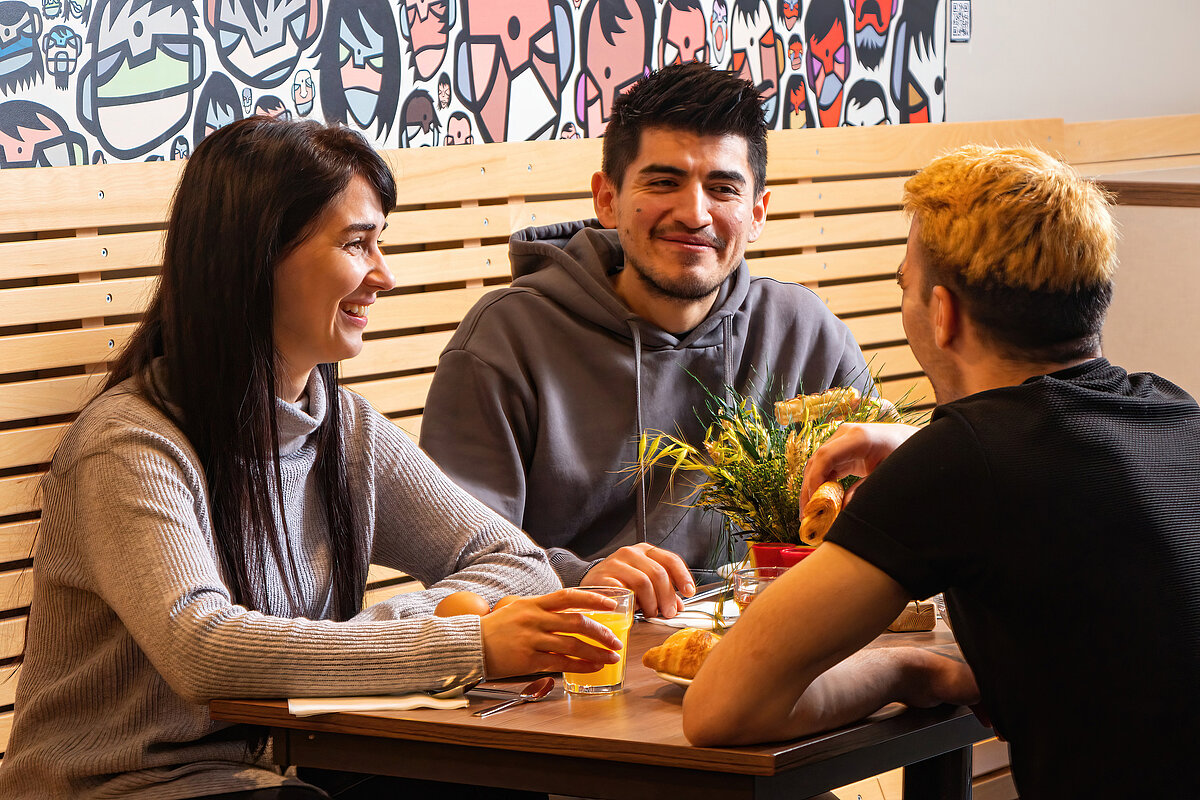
xmin=43 ymin=23 xmax=80 ymax=90
xmin=455 ymin=0 xmax=575 ymax=143
xmin=0 ymin=2 xmax=44 ymax=94
xmin=291 ymin=66 xmax=312 ymax=115
xmin=42 ymin=0 xmax=60 ymax=18
xmin=77 ymin=0 xmax=204 ymax=159
xmin=399 ymin=87 xmax=438 ymax=146
xmin=317 ymin=0 xmax=399 ymax=140
xmin=804 ymin=0 xmax=848 ymax=128
xmin=891 ymin=0 xmax=943 ymax=123
xmin=844 ymin=77 xmax=888 ymax=124
xmin=400 ymin=0 xmax=455 ymax=81
xmin=850 ymin=0 xmax=894 ymax=70
xmin=558 ymin=120 xmax=578 ymax=138
xmin=710 ymin=0 xmax=727 ymax=63
xmin=169 ymin=132 xmax=186 ymax=157
xmin=253 ymin=93 xmax=289 ymax=118
xmin=777 ymin=0 xmax=798 ymax=32
xmin=658 ymin=0 xmax=706 ymax=68
xmin=444 ymin=108 xmax=472 ymax=144
xmin=0 ymin=99 xmax=86 ymax=166
xmin=782 ymin=73 xmax=811 ymax=129
xmin=730 ymin=0 xmax=781 ymax=127
xmin=204 ymin=0 xmax=320 ymax=89
xmin=65 ymin=0 xmax=89 ymax=22
xmin=436 ymin=71 xmax=449 ymax=108
xmin=786 ymin=33 xmax=801 ymax=70
xmin=576 ymin=0 xmax=652 ymax=137
xmin=192 ymin=71 xmax=241 ymax=145
xmin=240 ymin=85 xmax=251 ymax=111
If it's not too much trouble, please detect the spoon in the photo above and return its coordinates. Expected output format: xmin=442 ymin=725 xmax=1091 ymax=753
xmin=471 ymin=676 xmax=555 ymax=718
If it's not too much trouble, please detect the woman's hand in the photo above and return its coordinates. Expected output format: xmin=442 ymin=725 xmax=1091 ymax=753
xmin=480 ymin=588 xmax=623 ymax=678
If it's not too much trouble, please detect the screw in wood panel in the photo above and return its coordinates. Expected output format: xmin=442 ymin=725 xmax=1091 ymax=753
xmin=101 ymin=248 xmax=107 ymax=257
xmin=105 ymin=293 xmax=112 ymax=302
xmin=108 ymin=339 xmax=114 ymax=348
xmin=97 ymin=190 xmax=105 ymax=199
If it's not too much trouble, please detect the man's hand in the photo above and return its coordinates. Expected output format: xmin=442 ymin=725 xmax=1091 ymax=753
xmin=480 ymin=588 xmax=624 ymax=678
xmin=800 ymin=423 xmax=922 ymax=506
xmin=581 ymin=543 xmax=695 ymax=618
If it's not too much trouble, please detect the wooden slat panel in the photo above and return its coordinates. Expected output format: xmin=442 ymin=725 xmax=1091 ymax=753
xmin=0 ymin=325 xmax=135 ymax=376
xmin=0 ymin=424 xmax=68 ymax=472
xmin=370 ymin=286 xmax=495 ymax=331
xmin=387 ymin=205 xmax=505 ymax=247
xmin=0 ymin=373 xmax=106 ymax=424
xmin=0 ymin=277 xmax=156 ymax=327
xmin=766 ymin=119 xmax=1065 ymax=179
xmin=1075 ymin=153 xmax=1200 ymax=177
xmin=879 ymin=375 xmax=934 ymax=407
xmin=386 ymin=243 xmax=510 ymax=287
xmin=392 ymin=415 xmax=421 ymax=442
xmin=0 ymin=709 xmax=12 ymax=757
xmin=0 ymin=161 xmax=181 ymax=235
xmin=0 ymin=616 xmax=25 ymax=661
xmin=342 ymin=331 xmax=453 ymax=378
xmin=751 ymin=209 xmax=907 ymax=253
xmin=844 ymin=312 xmax=905 ymax=348
xmin=0 ymin=230 xmax=164 ymax=283
xmin=363 ymin=579 xmax=423 ymax=608
xmin=749 ymin=244 xmax=906 ymax=285
xmin=862 ymin=344 xmax=921 ymax=378
xmin=0 ymin=475 xmax=41 ymax=518
xmin=347 ymin=374 xmax=435 ymax=416
xmin=0 ymin=520 xmax=37 ymax=564
xmin=813 ymin=279 xmax=900 ymax=317
xmin=510 ymin=197 xmax=597 ymax=232
xmin=1064 ymin=114 xmax=1200 ymax=166
xmin=385 ymin=142 xmax=532 ymax=205
xmin=0 ymin=568 xmax=33 ymax=614
xmin=366 ymin=565 xmax=410 ymax=583
xmin=0 ymin=664 xmax=21 ymax=709
xmin=766 ymin=176 xmax=908 ymax=214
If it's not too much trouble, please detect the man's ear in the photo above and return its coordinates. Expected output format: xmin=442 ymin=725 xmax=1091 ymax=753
xmin=747 ymin=189 xmax=770 ymax=242
xmin=931 ymin=285 xmax=960 ymax=350
xmin=592 ymin=171 xmax=618 ymax=228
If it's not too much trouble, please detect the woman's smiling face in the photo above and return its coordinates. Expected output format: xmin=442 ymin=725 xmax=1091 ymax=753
xmin=272 ymin=173 xmax=394 ymax=400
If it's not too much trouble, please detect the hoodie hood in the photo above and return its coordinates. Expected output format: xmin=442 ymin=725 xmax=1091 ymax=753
xmin=509 ymin=220 xmax=750 ymax=349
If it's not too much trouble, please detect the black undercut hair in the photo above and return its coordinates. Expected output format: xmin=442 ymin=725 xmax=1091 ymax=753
xmin=602 ymin=61 xmax=768 ymax=196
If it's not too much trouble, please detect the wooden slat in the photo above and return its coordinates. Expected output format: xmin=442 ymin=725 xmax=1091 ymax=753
xmin=1064 ymin=114 xmax=1200 ymax=166
xmin=0 ymin=372 xmax=106 ymax=424
xmin=0 ymin=276 xmax=156 ymax=327
xmin=0 ymin=616 xmax=25 ymax=661
xmin=879 ymin=375 xmax=935 ymax=407
xmin=347 ymin=374 xmax=435 ymax=416
xmin=0 ymin=568 xmax=33 ymax=614
xmin=844 ymin=312 xmax=906 ymax=348
xmin=387 ymin=205 xmax=506 ymax=247
xmin=0 ymin=475 xmax=41 ymax=518
xmin=366 ymin=565 xmax=409 ymax=583
xmin=813 ymin=279 xmax=900 ymax=317
xmin=0 ymin=708 xmax=12 ymax=757
xmin=0 ymin=424 xmax=68 ymax=472
xmin=749 ymin=244 xmax=906 ymax=285
xmin=386 ymin=243 xmax=510 ymax=287
xmin=0 ymin=663 xmax=21 ymax=709
xmin=511 ymin=197 xmax=597 ymax=232
xmin=370 ymin=286 xmax=495 ymax=331
xmin=0 ymin=325 xmax=135 ymax=376
xmin=0 ymin=520 xmax=37 ymax=564
xmin=0 ymin=160 xmax=181 ymax=235
xmin=862 ymin=344 xmax=921 ymax=379
xmin=363 ymin=580 xmax=424 ymax=608
xmin=751 ymin=210 xmax=908 ymax=253
xmin=342 ymin=331 xmax=453 ymax=379
xmin=392 ymin=415 xmax=422 ymax=442
xmin=767 ymin=176 xmax=909 ymax=214
xmin=0 ymin=230 xmax=163 ymax=283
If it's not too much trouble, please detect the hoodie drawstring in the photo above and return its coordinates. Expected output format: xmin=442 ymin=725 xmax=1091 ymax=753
xmin=630 ymin=322 xmax=648 ymax=546
xmin=722 ymin=315 xmax=735 ymax=406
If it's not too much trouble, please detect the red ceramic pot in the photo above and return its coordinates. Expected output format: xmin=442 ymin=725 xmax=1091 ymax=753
xmin=749 ymin=542 xmax=790 ymax=569
xmin=780 ymin=546 xmax=817 ymax=567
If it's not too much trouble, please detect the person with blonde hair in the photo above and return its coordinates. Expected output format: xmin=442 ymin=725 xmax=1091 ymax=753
xmin=684 ymin=145 xmax=1200 ymax=799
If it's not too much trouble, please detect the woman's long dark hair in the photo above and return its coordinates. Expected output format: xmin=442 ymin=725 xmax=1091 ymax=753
xmin=106 ymin=117 xmax=397 ymax=621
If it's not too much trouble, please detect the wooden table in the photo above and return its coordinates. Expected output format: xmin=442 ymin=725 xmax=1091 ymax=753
xmin=211 ymin=621 xmax=991 ymax=800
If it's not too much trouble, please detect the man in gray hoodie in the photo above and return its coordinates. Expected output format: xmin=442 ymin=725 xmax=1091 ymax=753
xmin=421 ymin=63 xmax=867 ymax=617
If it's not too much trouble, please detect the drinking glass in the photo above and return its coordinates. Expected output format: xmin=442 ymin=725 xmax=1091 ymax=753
xmin=733 ymin=566 xmax=788 ymax=612
xmin=561 ymin=586 xmax=635 ymax=695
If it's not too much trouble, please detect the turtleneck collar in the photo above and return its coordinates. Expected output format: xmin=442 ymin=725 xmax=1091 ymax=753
xmin=276 ymin=369 xmax=326 ymax=458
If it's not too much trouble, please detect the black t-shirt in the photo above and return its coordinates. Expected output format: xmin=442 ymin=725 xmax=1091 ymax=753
xmin=827 ymin=359 xmax=1200 ymax=799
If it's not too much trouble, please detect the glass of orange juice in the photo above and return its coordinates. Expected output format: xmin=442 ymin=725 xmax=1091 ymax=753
xmin=560 ymin=586 xmax=635 ymax=695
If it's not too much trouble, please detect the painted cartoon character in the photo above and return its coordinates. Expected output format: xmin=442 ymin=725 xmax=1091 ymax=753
xmin=576 ymin=0 xmax=653 ymax=137
xmin=787 ymin=33 xmax=802 ymax=71
xmin=42 ymin=23 xmax=80 ymax=90
xmin=399 ymin=88 xmax=439 ymax=147
xmin=444 ymin=109 xmax=473 ymax=144
xmin=204 ymin=0 xmax=321 ymax=89
xmin=42 ymin=0 xmax=60 ymax=18
xmin=291 ymin=67 xmax=313 ymax=115
xmin=850 ymin=0 xmax=895 ymax=70
xmin=777 ymin=0 xmax=799 ymax=32
xmin=730 ymin=0 xmax=782 ymax=126
xmin=558 ymin=121 xmax=579 ymax=138
xmin=0 ymin=99 xmax=86 ymax=166
xmin=891 ymin=0 xmax=944 ymax=123
xmin=454 ymin=0 xmax=574 ymax=143
xmin=781 ymin=73 xmax=812 ymax=129
xmin=436 ymin=71 xmax=450 ymax=108
xmin=658 ymin=0 xmax=707 ymax=68
xmin=844 ymin=78 xmax=889 ymax=124
xmin=192 ymin=72 xmax=242 ymax=146
xmin=804 ymin=0 xmax=848 ymax=128
xmin=317 ymin=0 xmax=400 ymax=142
xmin=241 ymin=86 xmax=252 ymax=112
xmin=0 ymin=2 xmax=44 ymax=95
xmin=170 ymin=133 xmax=188 ymax=158
xmin=710 ymin=0 xmax=727 ymax=64
xmin=400 ymin=0 xmax=455 ymax=81
xmin=253 ymin=94 xmax=290 ymax=119
xmin=64 ymin=0 xmax=87 ymax=22
xmin=77 ymin=0 xmax=204 ymax=159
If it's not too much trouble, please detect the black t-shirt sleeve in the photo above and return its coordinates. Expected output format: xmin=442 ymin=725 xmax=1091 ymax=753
xmin=824 ymin=412 xmax=996 ymax=600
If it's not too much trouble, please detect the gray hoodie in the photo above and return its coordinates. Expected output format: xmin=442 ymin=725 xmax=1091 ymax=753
xmin=421 ymin=221 xmax=868 ymax=584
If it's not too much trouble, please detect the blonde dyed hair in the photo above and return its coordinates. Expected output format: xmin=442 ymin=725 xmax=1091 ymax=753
xmin=903 ymin=145 xmax=1117 ymax=293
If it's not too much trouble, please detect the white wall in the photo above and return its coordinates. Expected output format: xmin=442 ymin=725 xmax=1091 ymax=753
xmin=945 ymin=0 xmax=1200 ymax=123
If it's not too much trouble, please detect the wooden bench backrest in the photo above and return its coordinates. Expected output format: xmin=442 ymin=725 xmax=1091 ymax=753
xmin=4 ymin=114 xmax=1199 ymax=757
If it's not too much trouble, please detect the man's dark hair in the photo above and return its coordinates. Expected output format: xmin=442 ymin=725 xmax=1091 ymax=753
xmin=602 ymin=61 xmax=768 ymax=196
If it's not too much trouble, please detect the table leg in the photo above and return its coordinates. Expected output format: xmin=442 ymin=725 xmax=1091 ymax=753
xmin=903 ymin=745 xmax=972 ymax=800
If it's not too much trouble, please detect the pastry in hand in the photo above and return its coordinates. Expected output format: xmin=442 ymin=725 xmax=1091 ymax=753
xmin=799 ymin=480 xmax=845 ymax=545
xmin=775 ymin=387 xmax=862 ymax=426
xmin=642 ymin=628 xmax=718 ymax=679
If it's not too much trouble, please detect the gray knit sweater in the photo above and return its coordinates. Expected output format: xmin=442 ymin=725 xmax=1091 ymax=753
xmin=0 ymin=367 xmax=560 ymax=799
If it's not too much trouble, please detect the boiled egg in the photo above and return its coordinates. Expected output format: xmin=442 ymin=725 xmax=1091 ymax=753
xmin=434 ymin=590 xmax=490 ymax=617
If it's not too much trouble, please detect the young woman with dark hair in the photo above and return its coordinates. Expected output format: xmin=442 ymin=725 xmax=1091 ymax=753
xmin=0 ymin=117 xmax=620 ymax=800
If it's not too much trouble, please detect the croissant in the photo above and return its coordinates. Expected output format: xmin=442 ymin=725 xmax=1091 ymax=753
xmin=641 ymin=628 xmax=718 ymax=679
xmin=798 ymin=480 xmax=844 ymax=545
xmin=774 ymin=386 xmax=861 ymax=427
